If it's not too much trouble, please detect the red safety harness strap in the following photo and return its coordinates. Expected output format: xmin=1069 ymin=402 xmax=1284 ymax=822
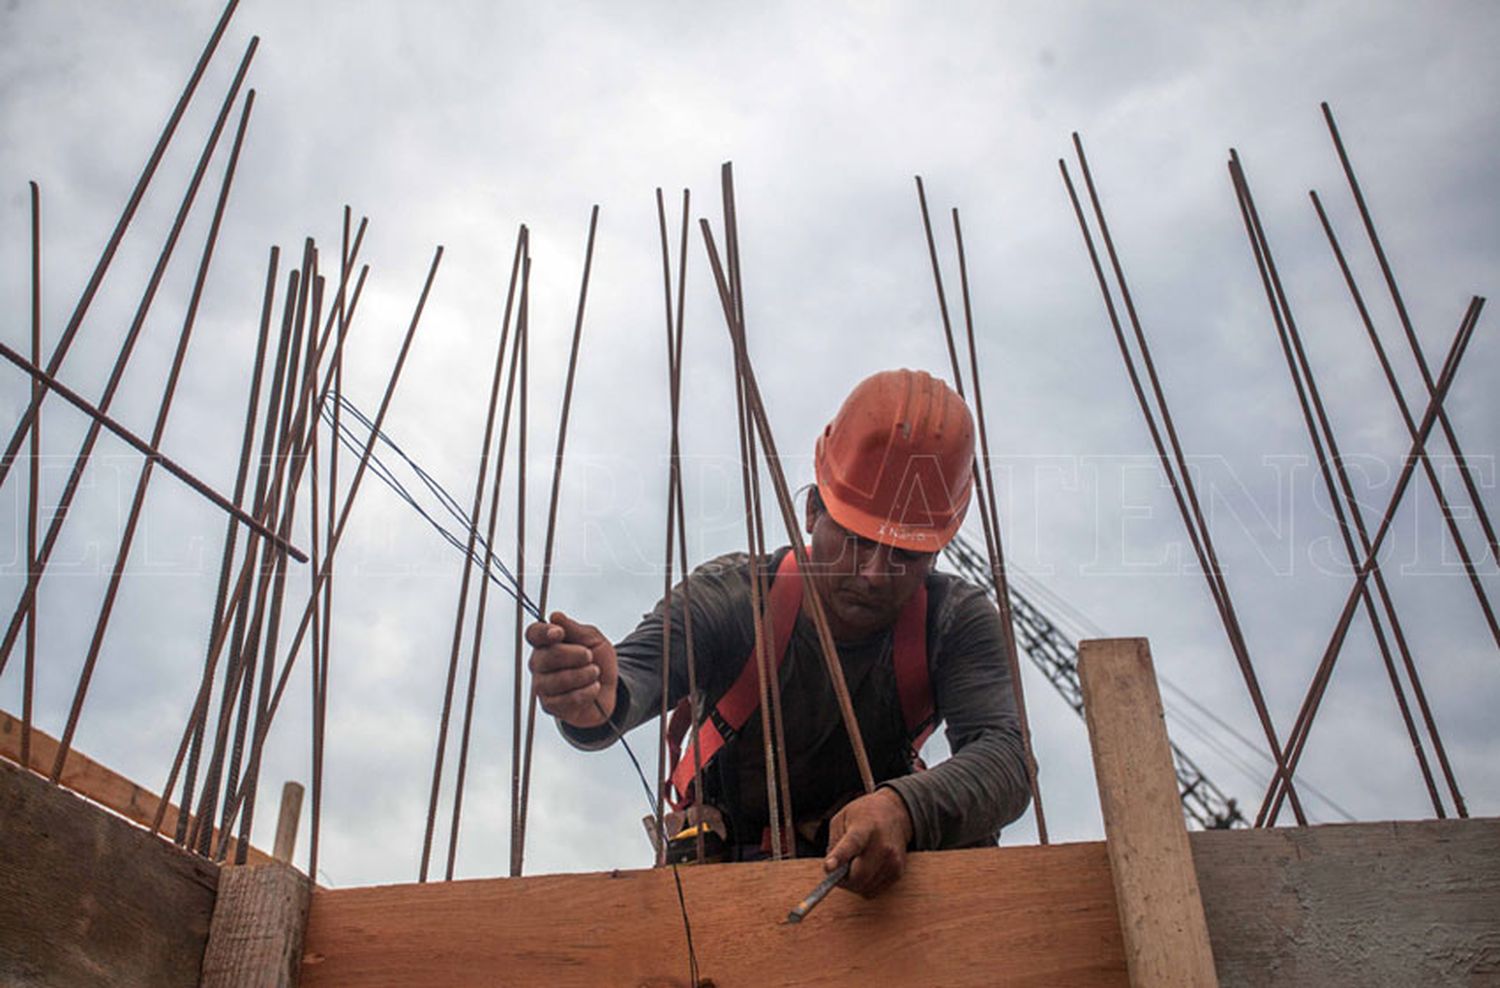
xmin=667 ymin=551 xmax=932 ymax=809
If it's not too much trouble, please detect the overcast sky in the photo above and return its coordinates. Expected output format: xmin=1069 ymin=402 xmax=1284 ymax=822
xmin=2 ymin=1 xmax=1497 ymax=889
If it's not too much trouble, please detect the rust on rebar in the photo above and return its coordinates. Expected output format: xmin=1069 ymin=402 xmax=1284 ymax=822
xmin=423 ymin=225 xmax=527 ymax=882
xmin=1061 ymin=136 xmax=1305 ymax=823
xmin=1309 ymin=188 xmax=1473 ymax=816
xmin=1228 ymin=152 xmax=1447 ymax=818
xmin=176 ymin=244 xmax=280 ymax=847
xmin=0 ymin=0 xmax=244 ymax=490
xmin=700 ymin=219 xmax=877 ymax=796
xmin=50 ymin=89 xmax=259 ymax=785
xmin=22 ymin=181 xmax=42 ymax=771
xmin=180 ymin=264 xmax=303 ymax=850
xmin=0 ymin=39 xmax=263 ymax=676
xmin=218 ymin=245 xmax=446 ymax=852
xmin=1322 ymin=103 xmax=1499 ymax=563
xmin=721 ymin=164 xmax=786 ymax=860
xmin=1261 ymin=297 xmax=1485 ymax=823
xmin=516 ymin=206 xmax=601 ymax=876
xmin=446 ymin=231 xmax=529 ymax=882
xmin=914 ymin=179 xmax=1022 ymax=827
xmin=951 ymin=207 xmax=1048 ymax=843
xmin=508 ymin=252 xmax=532 ymax=877
xmin=236 ymin=243 xmax=322 ymax=861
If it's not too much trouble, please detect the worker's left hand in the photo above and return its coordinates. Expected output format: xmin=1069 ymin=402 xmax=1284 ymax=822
xmin=824 ymin=787 xmax=914 ymax=897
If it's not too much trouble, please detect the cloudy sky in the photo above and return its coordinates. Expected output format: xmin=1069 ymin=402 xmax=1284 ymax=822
xmin=2 ymin=1 xmax=1497 ymax=889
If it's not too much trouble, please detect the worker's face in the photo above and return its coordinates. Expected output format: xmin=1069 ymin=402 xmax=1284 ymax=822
xmin=804 ymin=496 xmax=935 ymax=641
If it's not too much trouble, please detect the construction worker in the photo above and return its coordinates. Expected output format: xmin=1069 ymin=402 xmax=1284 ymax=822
xmin=528 ymin=368 xmax=1030 ymax=896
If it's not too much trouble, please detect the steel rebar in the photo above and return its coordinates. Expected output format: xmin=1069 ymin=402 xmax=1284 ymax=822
xmin=1322 ymin=103 xmax=1498 ymax=563
xmin=0 ymin=39 xmax=265 ymax=675
xmin=515 ymin=207 xmax=600 ymax=875
xmin=423 ymin=226 xmax=526 ymax=882
xmin=1060 ymin=138 xmax=1306 ymax=823
xmin=50 ymin=89 xmax=258 ymax=782
xmin=1261 ymin=297 xmax=1485 ymax=822
xmin=951 ymin=207 xmax=1048 ymax=842
xmin=175 ymin=244 xmax=279 ymax=846
xmin=0 ymin=0 xmax=242 ymax=490
xmin=1229 ymin=152 xmax=1447 ymax=817
xmin=217 ymin=246 xmax=445 ymax=851
xmin=700 ymin=219 xmax=877 ymax=796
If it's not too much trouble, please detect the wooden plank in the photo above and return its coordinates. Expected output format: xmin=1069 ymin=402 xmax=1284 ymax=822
xmin=0 ymin=759 xmax=219 ymax=988
xmin=300 ymin=818 xmax=1500 ymax=987
xmin=274 ymin=780 xmax=306 ymax=864
xmin=1191 ymin=818 xmax=1500 ymax=987
xmin=1079 ymin=638 xmax=1219 ymax=987
xmin=0 ymin=708 xmax=273 ymax=866
xmin=202 ymin=864 xmax=313 ymax=988
xmin=301 ymin=842 xmax=1130 ymax=987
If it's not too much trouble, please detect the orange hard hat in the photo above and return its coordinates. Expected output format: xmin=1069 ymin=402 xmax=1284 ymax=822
xmin=814 ymin=369 xmax=975 ymax=552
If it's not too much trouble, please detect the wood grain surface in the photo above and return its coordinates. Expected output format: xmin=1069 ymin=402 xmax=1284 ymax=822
xmin=1079 ymin=638 xmax=1219 ymax=987
xmin=202 ymin=863 xmax=313 ymax=988
xmin=0 ymin=759 xmax=219 ymax=988
xmin=0 ymin=708 xmax=271 ymax=865
xmin=301 ymin=842 xmax=1129 ymax=987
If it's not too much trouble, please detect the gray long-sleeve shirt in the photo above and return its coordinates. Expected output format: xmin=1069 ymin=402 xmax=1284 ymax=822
xmin=561 ymin=549 xmax=1031 ymax=851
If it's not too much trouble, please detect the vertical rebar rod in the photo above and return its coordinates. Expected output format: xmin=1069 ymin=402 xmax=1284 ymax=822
xmin=952 ymin=208 xmax=1048 ymax=843
xmin=0 ymin=0 xmax=242 ymax=490
xmin=217 ymin=254 xmax=364 ymax=846
xmin=515 ymin=207 xmax=600 ymax=875
xmin=914 ymin=178 xmax=965 ymax=397
xmin=672 ymin=195 xmax=710 ymax=862
xmin=236 ymin=249 xmax=321 ymax=861
xmin=653 ymin=189 xmax=678 ymax=864
xmin=731 ymin=321 xmax=784 ymax=859
xmin=22 ymin=181 xmax=42 ymax=769
xmin=204 ymin=241 xmax=313 ymax=848
xmin=174 ymin=266 xmax=317 ymax=848
xmin=1308 ymin=191 xmax=1498 ymax=645
xmin=176 ymin=244 xmax=279 ymax=845
xmin=217 ymin=246 xmax=445 ymax=851
xmin=720 ymin=165 xmax=785 ymax=860
xmin=700 ymin=221 xmax=877 ymax=795
xmin=655 ymin=188 xmax=712 ymax=863
xmin=1309 ymin=188 xmax=1473 ymax=814
xmin=180 ymin=266 xmax=301 ymax=849
xmin=1322 ymin=103 xmax=1498 ymax=562
xmin=1061 ymin=139 xmax=1306 ymax=823
xmin=446 ymin=231 xmax=528 ymax=882
xmin=423 ymin=226 xmax=526 ymax=882
xmin=310 ymin=210 xmax=354 ymax=883
xmin=240 ymin=259 xmax=332 ymax=856
xmin=51 ymin=89 xmax=257 ymax=782
xmin=508 ymin=253 xmax=531 ymax=877
xmin=306 ymin=270 xmax=326 ymax=874
xmin=0 ymin=39 xmax=260 ymax=675
xmin=1228 ymin=153 xmax=1446 ymax=817
xmin=722 ymin=165 xmax=795 ymax=851
xmin=914 ymin=180 xmax=1011 ymax=783
xmin=1261 ymin=298 xmax=1484 ymax=823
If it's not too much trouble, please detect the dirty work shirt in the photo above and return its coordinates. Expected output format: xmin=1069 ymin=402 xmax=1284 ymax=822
xmin=560 ymin=550 xmax=1031 ymax=851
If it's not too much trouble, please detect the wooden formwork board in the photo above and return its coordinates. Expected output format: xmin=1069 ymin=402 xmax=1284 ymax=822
xmin=0 ymin=760 xmax=219 ymax=988
xmin=0 ymin=709 xmax=270 ymax=865
xmin=301 ymin=842 xmax=1129 ymax=987
xmin=298 ymin=818 xmax=1500 ymax=988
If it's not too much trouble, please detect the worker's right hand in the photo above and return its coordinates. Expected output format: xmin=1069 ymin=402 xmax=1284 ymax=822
xmin=526 ymin=611 xmax=619 ymax=729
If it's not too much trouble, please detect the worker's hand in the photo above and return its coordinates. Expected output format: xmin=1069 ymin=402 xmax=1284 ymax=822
xmin=526 ymin=611 xmax=618 ymax=729
xmin=824 ymin=787 xmax=914 ymax=897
